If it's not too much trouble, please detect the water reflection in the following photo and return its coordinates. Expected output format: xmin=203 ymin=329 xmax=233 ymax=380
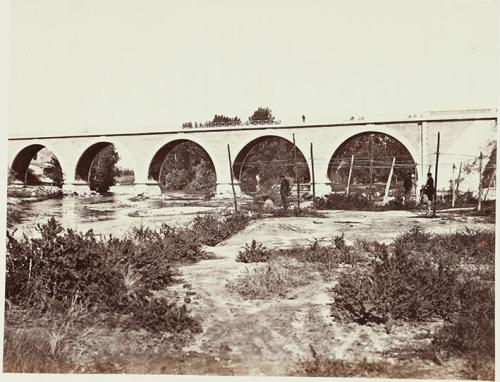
xmin=11 ymin=191 xmax=229 ymax=238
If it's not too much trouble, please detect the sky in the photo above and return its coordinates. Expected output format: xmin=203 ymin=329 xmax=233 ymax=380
xmin=8 ymin=0 xmax=499 ymax=137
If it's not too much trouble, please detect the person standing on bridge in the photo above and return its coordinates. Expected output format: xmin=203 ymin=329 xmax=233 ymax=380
xmin=280 ymin=175 xmax=290 ymax=209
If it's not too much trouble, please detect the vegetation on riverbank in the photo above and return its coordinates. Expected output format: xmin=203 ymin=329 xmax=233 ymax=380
xmin=3 ymin=210 xmax=256 ymax=373
xmin=230 ymin=226 xmax=495 ymax=380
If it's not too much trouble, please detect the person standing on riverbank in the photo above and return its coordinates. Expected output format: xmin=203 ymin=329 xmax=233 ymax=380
xmin=280 ymin=175 xmax=290 ymax=209
xmin=421 ymin=172 xmax=434 ymax=216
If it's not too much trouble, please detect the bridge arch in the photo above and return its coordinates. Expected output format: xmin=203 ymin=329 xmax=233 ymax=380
xmin=147 ymin=137 xmax=217 ymax=192
xmin=326 ymin=128 xmax=418 ymax=192
xmin=232 ymin=135 xmax=311 ymax=194
xmin=74 ymin=139 xmax=140 ymax=188
xmin=9 ymin=142 xmax=65 ymax=186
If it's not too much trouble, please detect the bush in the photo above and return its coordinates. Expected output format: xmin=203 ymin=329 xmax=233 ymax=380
xmin=270 ymin=239 xmax=367 ymax=269
xmin=268 ymin=207 xmax=325 ymax=218
xmin=6 ymin=219 xmax=128 ymax=311
xmin=294 ymin=347 xmax=426 ymax=379
xmin=394 ymin=225 xmax=495 ymax=266
xmin=190 ymin=212 xmax=252 ymax=246
xmin=228 ymin=256 xmax=310 ymax=299
xmin=5 ymin=218 xmax=203 ymax=334
xmin=126 ymin=297 xmax=202 ymax=334
xmin=331 ymin=227 xmax=495 ymax=325
xmin=432 ymin=278 xmax=494 ymax=357
xmin=313 ymin=192 xmax=371 ymax=210
xmin=236 ymin=240 xmax=271 ymax=263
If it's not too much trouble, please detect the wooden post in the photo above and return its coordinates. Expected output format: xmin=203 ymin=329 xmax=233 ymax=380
xmin=382 ymin=157 xmax=396 ymax=205
xmin=451 ymin=163 xmax=456 ymax=208
xmin=369 ymin=138 xmax=374 ymax=209
xmin=346 ymin=154 xmax=354 ymax=195
xmin=483 ymin=166 xmax=496 ymax=202
xmin=227 ymin=144 xmax=238 ymax=213
xmin=310 ymin=143 xmax=316 ymax=199
xmin=432 ymin=132 xmax=440 ymax=217
xmin=454 ymin=162 xmax=462 ymax=205
xmin=477 ymin=152 xmax=483 ymax=211
xmin=293 ymin=134 xmax=300 ymax=210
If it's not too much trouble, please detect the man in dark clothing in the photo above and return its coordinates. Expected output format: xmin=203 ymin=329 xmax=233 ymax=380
xmin=421 ymin=172 xmax=434 ymax=215
xmin=280 ymin=175 xmax=290 ymax=209
xmin=403 ymin=171 xmax=412 ymax=204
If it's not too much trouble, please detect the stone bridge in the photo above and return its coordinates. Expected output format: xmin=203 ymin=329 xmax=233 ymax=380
xmin=8 ymin=109 xmax=497 ymax=196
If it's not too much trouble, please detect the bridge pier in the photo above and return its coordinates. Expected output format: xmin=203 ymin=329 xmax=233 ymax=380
xmin=62 ymin=182 xmax=88 ymax=194
xmin=133 ymin=183 xmax=161 ymax=196
xmin=214 ymin=182 xmax=242 ymax=198
xmin=312 ymin=182 xmax=332 ymax=197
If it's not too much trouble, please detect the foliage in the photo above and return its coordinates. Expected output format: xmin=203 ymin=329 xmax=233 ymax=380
xmin=5 ymin=218 xmax=203 ymax=334
xmin=294 ymin=348 xmax=427 ymax=379
xmin=8 ymin=167 xmax=18 ymax=184
xmin=394 ymin=225 xmax=495 ymax=266
xmin=248 ymin=106 xmax=275 ymax=124
xmin=236 ymin=240 xmax=271 ymax=263
xmin=228 ymin=256 xmax=310 ymax=299
xmin=328 ymin=132 xmax=415 ymax=185
xmin=481 ymin=143 xmax=496 ymax=188
xmin=125 ymin=297 xmax=202 ymax=334
xmin=158 ymin=142 xmax=216 ymax=193
xmin=432 ymin=278 xmax=494 ymax=357
xmin=209 ymin=114 xmax=241 ymax=126
xmin=190 ymin=212 xmax=252 ymax=246
xmin=239 ymin=137 xmax=310 ymax=194
xmin=46 ymin=157 xmax=64 ymax=187
xmin=268 ymin=206 xmax=324 ymax=218
xmin=3 ymin=309 xmax=84 ymax=373
xmin=88 ymin=145 xmax=120 ymax=193
xmin=330 ymin=227 xmax=494 ymax=325
xmin=313 ymin=192 xmax=371 ymax=210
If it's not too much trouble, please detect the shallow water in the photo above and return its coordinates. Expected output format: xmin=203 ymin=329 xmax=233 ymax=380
xmin=11 ymin=191 xmax=234 ymax=238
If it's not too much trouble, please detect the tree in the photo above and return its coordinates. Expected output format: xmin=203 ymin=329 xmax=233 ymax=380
xmin=328 ymin=133 xmax=415 ymax=186
xmin=238 ymin=137 xmax=310 ymax=194
xmin=88 ymin=145 xmax=120 ymax=193
xmin=209 ymin=114 xmax=241 ymax=126
xmin=158 ymin=143 xmax=216 ymax=193
xmin=482 ymin=144 xmax=496 ymax=188
xmin=45 ymin=157 xmax=64 ymax=188
xmin=249 ymin=107 xmax=275 ymax=124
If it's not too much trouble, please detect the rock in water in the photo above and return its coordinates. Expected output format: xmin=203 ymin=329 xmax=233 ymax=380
xmin=263 ymin=198 xmax=275 ymax=210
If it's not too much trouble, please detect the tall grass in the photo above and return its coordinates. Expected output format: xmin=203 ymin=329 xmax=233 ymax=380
xmin=228 ymin=257 xmax=312 ymax=299
xmin=4 ymin=217 xmax=208 ymax=372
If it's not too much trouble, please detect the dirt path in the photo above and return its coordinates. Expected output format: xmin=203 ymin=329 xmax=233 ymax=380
xmin=153 ymin=210 xmax=492 ymax=376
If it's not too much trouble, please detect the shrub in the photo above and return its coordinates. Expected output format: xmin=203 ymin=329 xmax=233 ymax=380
xmin=236 ymin=240 xmax=271 ymax=263
xmin=228 ymin=256 xmax=310 ymax=299
xmin=313 ymin=192 xmax=371 ymax=210
xmin=270 ymin=240 xmax=367 ymax=268
xmin=432 ymin=278 xmax=494 ymax=357
xmin=5 ymin=218 xmax=202 ymax=335
xmin=190 ymin=212 xmax=252 ymax=246
xmin=126 ymin=297 xmax=202 ymax=334
xmin=331 ymin=227 xmax=495 ymax=325
xmin=293 ymin=347 xmax=427 ymax=379
xmin=394 ymin=225 xmax=495 ymax=266
xmin=6 ymin=219 xmax=128 ymax=311
xmin=268 ymin=207 xmax=325 ymax=218
xmin=331 ymin=247 xmax=460 ymax=324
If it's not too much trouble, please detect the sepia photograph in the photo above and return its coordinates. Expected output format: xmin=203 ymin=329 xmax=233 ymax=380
xmin=2 ymin=0 xmax=498 ymax=380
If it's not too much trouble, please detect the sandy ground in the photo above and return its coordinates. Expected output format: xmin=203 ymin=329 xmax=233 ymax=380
xmin=139 ymin=210 xmax=493 ymax=377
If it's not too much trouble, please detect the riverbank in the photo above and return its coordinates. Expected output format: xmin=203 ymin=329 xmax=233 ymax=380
xmin=3 ymin=202 xmax=495 ymax=378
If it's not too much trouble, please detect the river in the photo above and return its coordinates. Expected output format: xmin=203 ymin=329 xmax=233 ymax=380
xmin=9 ymin=189 xmax=239 ymax=238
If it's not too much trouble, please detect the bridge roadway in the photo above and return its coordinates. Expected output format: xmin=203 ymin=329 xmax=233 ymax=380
xmin=8 ymin=109 xmax=497 ymax=196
